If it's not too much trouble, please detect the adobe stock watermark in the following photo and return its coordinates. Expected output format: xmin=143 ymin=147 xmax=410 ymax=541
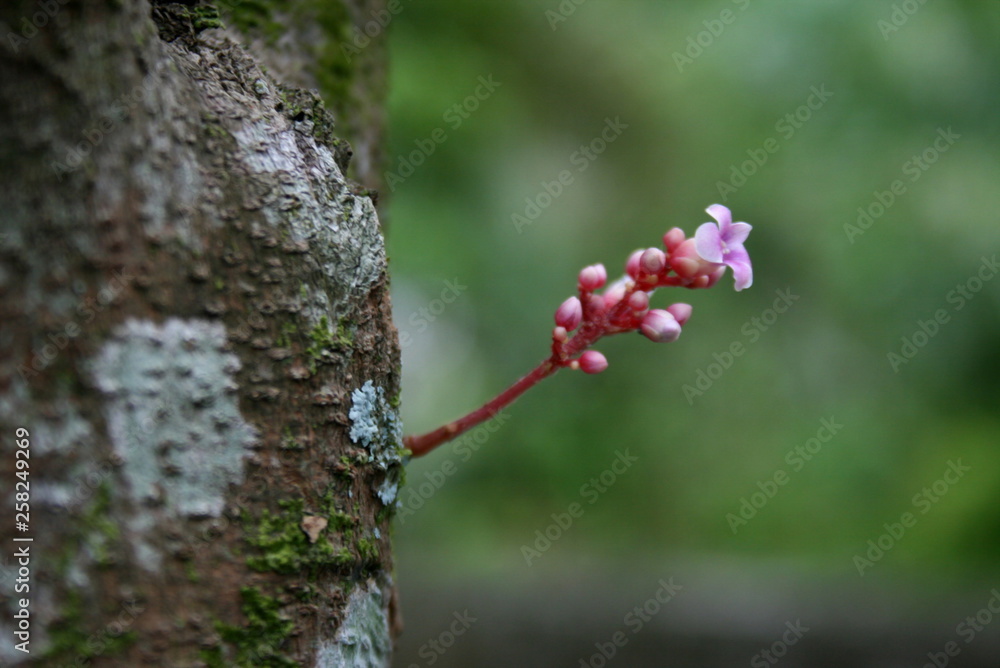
xmin=672 ymin=0 xmax=751 ymax=73
xmin=340 ymin=0 xmax=412 ymax=62
xmin=397 ymin=278 xmax=468 ymax=349
xmin=716 ymin=84 xmax=833 ymax=201
xmin=844 ymin=127 xmax=960 ymax=244
xmin=921 ymin=588 xmax=1000 ymax=668
xmin=520 ymin=449 xmax=638 ymax=566
xmin=405 ymin=610 xmax=477 ymax=668
xmin=682 ymin=287 xmax=798 ymax=404
xmin=545 ymin=0 xmax=589 ymax=30
xmin=385 ymin=74 xmax=502 ymax=191
xmin=877 ymin=0 xmax=931 ymax=40
xmin=751 ymin=620 xmax=810 ymax=667
xmin=395 ymin=409 xmax=511 ymax=524
xmin=887 ymin=254 xmax=998 ymax=372
xmin=55 ymin=598 xmax=145 ymax=667
xmin=16 ymin=267 xmax=134 ymax=380
xmin=511 ymin=116 xmax=628 ymax=234
xmin=853 ymin=459 xmax=970 ymax=576
xmin=3 ymin=0 xmax=70 ymax=54
xmin=726 ymin=417 xmax=843 ymax=534
xmin=51 ymin=77 xmax=158 ymax=179
xmin=576 ymin=577 xmax=683 ymax=668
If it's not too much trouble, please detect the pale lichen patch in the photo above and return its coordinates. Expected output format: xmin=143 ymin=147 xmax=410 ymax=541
xmin=348 ymin=381 xmax=402 ymax=470
xmin=349 ymin=381 xmax=403 ymax=507
xmin=230 ymin=119 xmax=385 ymax=310
xmin=91 ymin=318 xmax=258 ymax=523
xmin=314 ymin=581 xmax=391 ymax=668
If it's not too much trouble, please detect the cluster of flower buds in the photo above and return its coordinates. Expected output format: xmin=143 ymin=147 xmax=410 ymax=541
xmin=548 ymin=204 xmax=753 ymax=375
xmin=403 ymin=205 xmax=752 ymax=456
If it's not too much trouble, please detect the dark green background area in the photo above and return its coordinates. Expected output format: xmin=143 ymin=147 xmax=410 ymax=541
xmin=383 ymin=0 xmax=999 ymax=661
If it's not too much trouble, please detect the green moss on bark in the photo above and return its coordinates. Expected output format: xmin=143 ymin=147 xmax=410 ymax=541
xmin=243 ymin=487 xmax=382 ymax=577
xmin=43 ymin=590 xmax=137 ymax=663
xmin=217 ymin=0 xmax=359 ymax=128
xmin=245 ymin=498 xmax=355 ymax=575
xmin=203 ymin=587 xmax=296 ymax=668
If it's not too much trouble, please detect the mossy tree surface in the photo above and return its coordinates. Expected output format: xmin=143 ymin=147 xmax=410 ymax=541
xmin=0 ymin=1 xmax=398 ymax=666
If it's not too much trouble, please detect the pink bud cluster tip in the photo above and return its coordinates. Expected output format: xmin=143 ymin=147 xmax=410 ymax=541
xmin=403 ymin=205 xmax=753 ymax=456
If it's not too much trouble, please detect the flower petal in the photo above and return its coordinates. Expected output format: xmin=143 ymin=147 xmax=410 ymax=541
xmin=694 ymin=222 xmax=724 ymax=263
xmin=706 ymin=204 xmax=732 ymax=229
xmin=725 ymin=246 xmax=753 ymax=291
xmin=724 ymin=222 xmax=752 ymax=246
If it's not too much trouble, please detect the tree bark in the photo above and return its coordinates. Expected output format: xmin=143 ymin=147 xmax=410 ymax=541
xmin=0 ymin=1 xmax=399 ymax=666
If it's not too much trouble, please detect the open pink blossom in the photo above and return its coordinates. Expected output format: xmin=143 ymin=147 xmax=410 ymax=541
xmin=694 ymin=204 xmax=753 ymax=291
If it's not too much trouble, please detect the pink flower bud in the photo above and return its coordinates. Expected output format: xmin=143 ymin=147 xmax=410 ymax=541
xmin=669 ymin=239 xmax=716 ymax=279
xmin=639 ymin=247 xmax=666 ymax=275
xmin=666 ymin=302 xmax=692 ymax=326
xmin=628 ymin=291 xmax=649 ymax=311
xmin=579 ymin=350 xmax=608 ymax=374
xmin=663 ymin=227 xmax=685 ymax=252
xmin=552 ymin=326 xmax=568 ymax=342
xmin=578 ymin=264 xmax=607 ymax=292
xmin=640 ymin=309 xmax=681 ymax=343
xmin=625 ymin=249 xmax=643 ymax=280
xmin=554 ymin=296 xmax=583 ymax=330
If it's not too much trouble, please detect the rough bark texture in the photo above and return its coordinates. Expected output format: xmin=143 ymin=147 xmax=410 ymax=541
xmin=0 ymin=1 xmax=399 ymax=666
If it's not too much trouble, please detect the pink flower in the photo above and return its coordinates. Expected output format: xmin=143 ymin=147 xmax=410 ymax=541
xmin=554 ymin=297 xmax=583 ymax=330
xmin=403 ymin=204 xmax=755 ymax=458
xmin=694 ymin=204 xmax=753 ymax=291
xmin=578 ymin=351 xmax=608 ymax=374
xmin=640 ymin=309 xmax=681 ymax=343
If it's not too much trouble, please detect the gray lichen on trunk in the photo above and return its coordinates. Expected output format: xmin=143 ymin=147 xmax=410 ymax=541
xmin=90 ymin=318 xmax=259 ymax=568
xmin=0 ymin=1 xmax=399 ymax=666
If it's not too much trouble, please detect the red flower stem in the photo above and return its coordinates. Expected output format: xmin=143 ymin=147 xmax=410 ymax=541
xmin=403 ymin=358 xmax=560 ymax=457
xmin=402 ymin=288 xmax=641 ymax=458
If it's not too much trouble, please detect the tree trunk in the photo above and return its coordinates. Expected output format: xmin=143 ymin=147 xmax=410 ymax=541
xmin=0 ymin=1 xmax=400 ymax=666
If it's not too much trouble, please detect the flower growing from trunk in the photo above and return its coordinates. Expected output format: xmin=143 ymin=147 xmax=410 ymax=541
xmin=403 ymin=204 xmax=753 ymax=457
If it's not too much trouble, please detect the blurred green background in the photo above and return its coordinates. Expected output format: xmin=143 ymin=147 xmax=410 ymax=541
xmin=382 ymin=1 xmax=1000 ymax=664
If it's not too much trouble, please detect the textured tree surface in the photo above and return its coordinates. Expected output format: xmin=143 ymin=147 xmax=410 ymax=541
xmin=0 ymin=1 xmax=400 ymax=666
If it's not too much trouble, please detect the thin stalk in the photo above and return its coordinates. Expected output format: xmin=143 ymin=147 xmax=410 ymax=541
xmin=403 ymin=289 xmax=636 ymax=458
xmin=403 ymin=358 xmax=559 ymax=457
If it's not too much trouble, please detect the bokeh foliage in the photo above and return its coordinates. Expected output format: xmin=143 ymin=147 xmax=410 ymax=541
xmin=385 ymin=0 xmax=1000 ymax=580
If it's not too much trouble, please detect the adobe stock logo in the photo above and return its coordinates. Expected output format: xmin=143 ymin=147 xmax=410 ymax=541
xmin=672 ymin=0 xmax=752 ymax=73
xmin=384 ymin=75 xmax=502 ymax=191
xmin=520 ymin=449 xmax=638 ymax=566
xmin=397 ymin=278 xmax=468 ymax=349
xmin=726 ymin=417 xmax=843 ymax=534
xmin=887 ymin=254 xmax=998 ymax=372
xmin=844 ymin=127 xmax=960 ymax=244
xmin=510 ymin=116 xmax=628 ymax=234
xmin=716 ymin=85 xmax=834 ymax=202
xmin=682 ymin=288 xmax=799 ymax=404
xmin=853 ymin=459 xmax=970 ymax=576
